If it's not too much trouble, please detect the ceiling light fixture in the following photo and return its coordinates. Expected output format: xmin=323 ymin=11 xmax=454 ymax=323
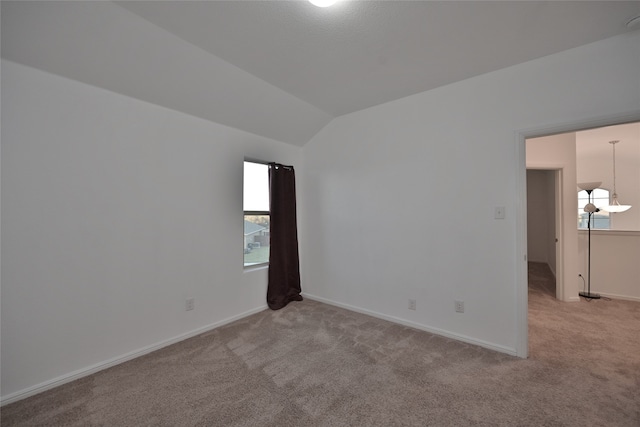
xmin=602 ymin=140 xmax=632 ymax=213
xmin=309 ymin=0 xmax=337 ymax=7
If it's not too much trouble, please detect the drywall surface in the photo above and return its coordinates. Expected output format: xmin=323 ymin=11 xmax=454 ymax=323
xmin=301 ymin=31 xmax=640 ymax=353
xmin=1 ymin=60 xmax=300 ymax=401
xmin=526 ymin=170 xmax=555 ymax=265
xmin=577 ymin=230 xmax=640 ymax=301
xmin=546 ymin=171 xmax=557 ymax=276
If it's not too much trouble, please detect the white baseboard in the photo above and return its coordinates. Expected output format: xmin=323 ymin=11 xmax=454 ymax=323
xmin=302 ymin=293 xmax=517 ymax=357
xmin=0 ymin=305 xmax=268 ymax=406
xmin=595 ymin=292 xmax=640 ymax=302
xmin=548 ymin=265 xmax=556 ymax=281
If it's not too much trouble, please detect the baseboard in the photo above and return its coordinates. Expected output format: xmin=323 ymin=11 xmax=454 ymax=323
xmin=594 ymin=292 xmax=640 ymax=302
xmin=0 ymin=305 xmax=268 ymax=406
xmin=548 ymin=264 xmax=556 ymax=281
xmin=302 ymin=293 xmax=517 ymax=357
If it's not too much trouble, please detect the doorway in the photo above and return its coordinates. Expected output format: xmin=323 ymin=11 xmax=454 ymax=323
xmin=526 ymin=168 xmax=562 ymax=299
xmin=516 ymin=115 xmax=640 ymax=358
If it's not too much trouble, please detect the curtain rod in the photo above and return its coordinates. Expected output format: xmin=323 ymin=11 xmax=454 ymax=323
xmin=269 ymin=162 xmax=294 ymax=170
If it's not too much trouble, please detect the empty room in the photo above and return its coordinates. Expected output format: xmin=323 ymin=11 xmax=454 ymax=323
xmin=2 ymin=1 xmax=639 ymax=425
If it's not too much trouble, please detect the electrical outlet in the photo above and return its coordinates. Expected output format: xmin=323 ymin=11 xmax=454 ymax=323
xmin=186 ymin=297 xmax=195 ymax=311
xmin=408 ymin=299 xmax=416 ymax=310
xmin=455 ymin=300 xmax=464 ymax=313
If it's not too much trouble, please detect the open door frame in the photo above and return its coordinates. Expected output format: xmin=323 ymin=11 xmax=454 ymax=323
xmin=553 ymin=169 xmax=564 ymax=301
xmin=514 ymin=110 xmax=640 ymax=359
xmin=525 ymin=167 xmax=565 ymax=300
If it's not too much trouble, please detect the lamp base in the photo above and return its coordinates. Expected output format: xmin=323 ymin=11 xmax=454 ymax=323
xmin=579 ymin=291 xmax=601 ymax=299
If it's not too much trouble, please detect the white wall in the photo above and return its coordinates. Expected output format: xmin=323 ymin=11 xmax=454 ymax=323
xmin=577 ymin=230 xmax=640 ymax=301
xmin=527 ymin=132 xmax=578 ymax=301
xmin=526 ymin=170 xmax=548 ymax=262
xmin=301 ymin=31 xmax=640 ymax=355
xmin=546 ymin=172 xmax=557 ymax=276
xmin=1 ymin=60 xmax=301 ymax=401
xmin=526 ymin=170 xmax=556 ymax=269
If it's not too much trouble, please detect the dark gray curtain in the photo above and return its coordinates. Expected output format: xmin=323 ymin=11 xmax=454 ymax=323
xmin=267 ymin=163 xmax=302 ymax=310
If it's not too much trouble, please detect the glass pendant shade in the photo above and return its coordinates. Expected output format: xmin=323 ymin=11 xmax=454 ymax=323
xmin=602 ymin=194 xmax=631 ymax=213
xmin=602 ymin=140 xmax=631 ymax=213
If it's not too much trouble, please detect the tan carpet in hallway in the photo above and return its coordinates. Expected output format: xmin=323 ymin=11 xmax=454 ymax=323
xmin=2 ymin=263 xmax=639 ymax=426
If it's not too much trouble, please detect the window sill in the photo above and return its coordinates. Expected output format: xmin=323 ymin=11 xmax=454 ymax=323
xmin=578 ymin=229 xmax=640 ymax=237
xmin=243 ymin=263 xmax=269 ymax=273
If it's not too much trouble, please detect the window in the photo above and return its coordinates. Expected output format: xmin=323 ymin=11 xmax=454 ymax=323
xmin=577 ymin=188 xmax=610 ymax=229
xmin=244 ymin=161 xmax=270 ymax=266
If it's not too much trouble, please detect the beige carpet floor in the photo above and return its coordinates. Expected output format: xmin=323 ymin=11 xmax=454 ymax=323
xmin=2 ymin=262 xmax=639 ymax=426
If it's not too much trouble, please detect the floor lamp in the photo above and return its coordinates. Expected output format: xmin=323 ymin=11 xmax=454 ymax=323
xmin=578 ymin=182 xmax=601 ymax=299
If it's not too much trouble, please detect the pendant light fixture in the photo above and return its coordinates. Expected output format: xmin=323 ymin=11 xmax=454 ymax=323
xmin=602 ymin=140 xmax=631 ymax=213
xmin=309 ymin=0 xmax=337 ymax=7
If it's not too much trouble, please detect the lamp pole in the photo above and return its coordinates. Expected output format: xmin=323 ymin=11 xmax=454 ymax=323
xmin=579 ymin=189 xmax=600 ymax=299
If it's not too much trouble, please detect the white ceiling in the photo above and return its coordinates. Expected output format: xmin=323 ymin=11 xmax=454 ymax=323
xmin=576 ymin=122 xmax=640 ymax=166
xmin=117 ymin=0 xmax=640 ymax=116
xmin=575 ymin=122 xmax=640 ymax=201
xmin=3 ymin=1 xmax=640 ymax=146
xmin=577 ymin=123 xmax=640 ymax=154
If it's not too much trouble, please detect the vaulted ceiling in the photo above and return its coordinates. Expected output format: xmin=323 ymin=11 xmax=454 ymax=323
xmin=3 ymin=1 xmax=639 ymax=146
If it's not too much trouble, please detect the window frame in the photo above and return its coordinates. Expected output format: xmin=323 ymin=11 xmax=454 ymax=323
xmin=577 ymin=188 xmax=611 ymax=230
xmin=243 ymin=160 xmax=270 ymax=268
